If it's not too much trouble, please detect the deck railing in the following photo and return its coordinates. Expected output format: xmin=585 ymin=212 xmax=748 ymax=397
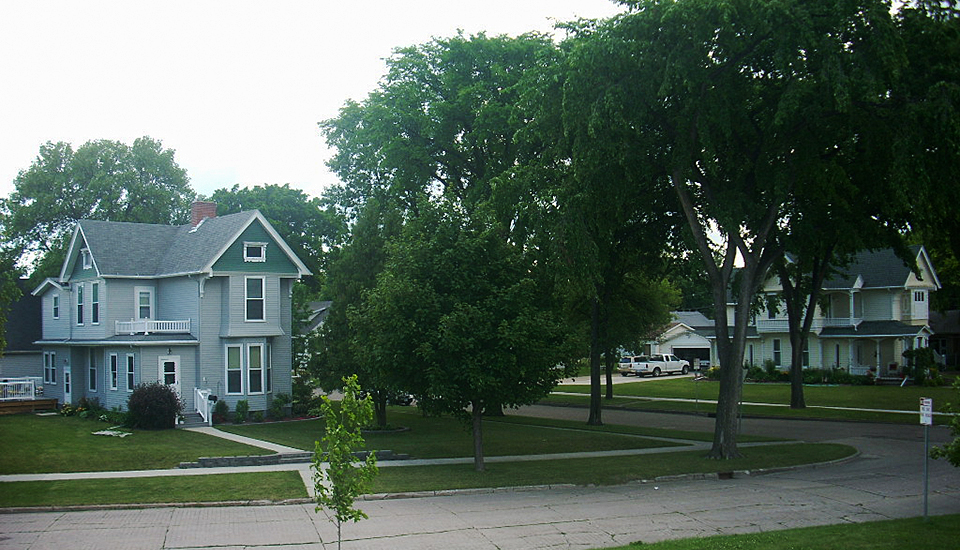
xmin=116 ymin=319 xmax=191 ymax=335
xmin=756 ymin=317 xmax=863 ymax=332
xmin=195 ymin=387 xmax=213 ymax=426
xmin=0 ymin=377 xmax=43 ymax=401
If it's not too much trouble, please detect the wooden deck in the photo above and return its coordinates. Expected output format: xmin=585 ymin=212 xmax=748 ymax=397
xmin=0 ymin=399 xmax=58 ymax=415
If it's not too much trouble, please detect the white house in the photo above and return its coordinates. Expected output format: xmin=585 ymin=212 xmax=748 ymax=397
xmin=649 ymin=246 xmax=940 ymax=375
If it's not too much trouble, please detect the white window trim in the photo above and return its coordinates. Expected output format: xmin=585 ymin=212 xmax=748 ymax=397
xmin=225 ymin=344 xmax=244 ymax=395
xmin=126 ymin=354 xmax=135 ymax=392
xmin=247 ymin=343 xmax=265 ymax=395
xmin=134 ymin=286 xmax=154 ymax=320
xmin=52 ymin=294 xmax=60 ymax=320
xmin=76 ymin=284 xmax=84 ymax=326
xmin=44 ymin=352 xmax=57 ymax=384
xmin=109 ymin=353 xmax=118 ymax=391
xmin=266 ymin=344 xmax=272 ymax=394
xmin=244 ymin=276 xmax=266 ymax=322
xmin=88 ymin=349 xmax=97 ymax=393
xmin=243 ymin=241 xmax=268 ymax=263
xmin=81 ymin=248 xmax=92 ymax=269
xmin=91 ymin=282 xmax=100 ymax=325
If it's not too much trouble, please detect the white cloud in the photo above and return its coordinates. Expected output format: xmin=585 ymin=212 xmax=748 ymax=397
xmin=0 ymin=0 xmax=622 ymax=200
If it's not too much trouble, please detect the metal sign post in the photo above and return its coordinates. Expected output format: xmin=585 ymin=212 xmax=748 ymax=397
xmin=920 ymin=397 xmax=933 ymax=522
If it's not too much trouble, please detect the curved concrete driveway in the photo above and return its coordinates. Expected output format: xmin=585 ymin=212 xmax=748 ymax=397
xmin=2 ymin=407 xmax=959 ymax=549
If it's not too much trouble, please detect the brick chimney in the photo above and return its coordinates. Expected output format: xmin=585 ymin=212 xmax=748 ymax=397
xmin=190 ymin=201 xmax=217 ymax=227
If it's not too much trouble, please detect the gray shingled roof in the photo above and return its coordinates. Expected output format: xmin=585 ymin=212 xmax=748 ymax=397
xmin=80 ymin=211 xmax=258 ymax=277
xmin=822 ymin=246 xmax=920 ymax=290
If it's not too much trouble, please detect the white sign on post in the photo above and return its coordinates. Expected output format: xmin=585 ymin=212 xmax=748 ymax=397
xmin=920 ymin=397 xmax=933 ymax=426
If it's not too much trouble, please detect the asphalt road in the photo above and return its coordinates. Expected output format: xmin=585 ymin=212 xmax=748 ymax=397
xmin=2 ymin=405 xmax=959 ymax=549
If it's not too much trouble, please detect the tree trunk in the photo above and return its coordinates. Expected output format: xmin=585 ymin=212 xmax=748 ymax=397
xmin=472 ymin=401 xmax=485 ymax=472
xmin=374 ymin=391 xmax=388 ymax=428
xmin=604 ymin=349 xmax=615 ymax=400
xmin=789 ymin=330 xmax=807 ymax=408
xmin=588 ymin=297 xmax=603 ymax=425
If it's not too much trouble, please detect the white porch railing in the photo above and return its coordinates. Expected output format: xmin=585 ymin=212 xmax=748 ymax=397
xmin=195 ymin=387 xmax=213 ymax=426
xmin=756 ymin=317 xmax=863 ymax=333
xmin=0 ymin=377 xmax=43 ymax=401
xmin=849 ymin=365 xmax=873 ymax=376
xmin=116 ymin=319 xmax=191 ymax=335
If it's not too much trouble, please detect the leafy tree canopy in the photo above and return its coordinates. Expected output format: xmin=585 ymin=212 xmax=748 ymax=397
xmin=1 ymin=136 xmax=194 ymax=281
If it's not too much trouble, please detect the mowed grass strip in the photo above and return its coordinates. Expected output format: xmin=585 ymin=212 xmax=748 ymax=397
xmin=371 ymin=443 xmax=855 ymax=493
xmin=0 ymin=471 xmax=307 ymax=508
xmin=0 ymin=415 xmax=267 ymax=475
xmin=221 ymin=408 xmax=692 ymax=457
xmin=596 ymin=514 xmax=960 ymax=550
xmin=552 ymin=378 xmax=957 ymax=423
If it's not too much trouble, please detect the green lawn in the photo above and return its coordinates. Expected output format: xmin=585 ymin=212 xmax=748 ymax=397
xmin=0 ymin=414 xmax=268 ymax=474
xmin=596 ymin=514 xmax=959 ymax=550
xmin=219 ymin=408 xmax=706 ymax=456
xmin=552 ymin=377 xmax=958 ymax=423
xmin=0 ymin=472 xmax=307 ymax=508
xmin=372 ymin=442 xmax=855 ymax=492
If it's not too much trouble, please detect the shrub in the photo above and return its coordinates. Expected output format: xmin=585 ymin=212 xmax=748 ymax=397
xmin=252 ymin=411 xmax=264 ymax=423
xmin=234 ymin=400 xmax=250 ymax=423
xmin=212 ymin=399 xmax=229 ymax=424
xmin=269 ymin=392 xmax=292 ymax=420
xmin=100 ymin=407 xmax=128 ymax=425
xmin=127 ymin=382 xmax=184 ymax=430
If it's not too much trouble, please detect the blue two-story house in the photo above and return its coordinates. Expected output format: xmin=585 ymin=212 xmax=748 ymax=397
xmin=31 ymin=201 xmax=311 ymax=420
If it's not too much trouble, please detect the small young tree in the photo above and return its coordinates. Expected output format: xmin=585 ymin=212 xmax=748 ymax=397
xmin=312 ymin=375 xmax=378 ymax=550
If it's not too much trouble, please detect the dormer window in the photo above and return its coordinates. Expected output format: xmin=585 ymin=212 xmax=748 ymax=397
xmin=244 ymin=242 xmax=267 ymax=263
xmin=81 ymin=248 xmax=92 ymax=270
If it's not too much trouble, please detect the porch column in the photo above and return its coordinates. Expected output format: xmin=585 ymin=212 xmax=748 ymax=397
xmin=848 ymin=339 xmax=855 ymax=372
xmin=849 ymin=291 xmax=856 ymax=325
xmin=875 ymin=339 xmax=882 ymax=371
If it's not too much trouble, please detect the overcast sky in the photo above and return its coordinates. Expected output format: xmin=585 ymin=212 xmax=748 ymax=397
xmin=0 ymin=0 xmax=624 ymax=201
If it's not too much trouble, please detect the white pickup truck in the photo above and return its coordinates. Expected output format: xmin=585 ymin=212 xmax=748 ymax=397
xmin=618 ymin=353 xmax=690 ymax=377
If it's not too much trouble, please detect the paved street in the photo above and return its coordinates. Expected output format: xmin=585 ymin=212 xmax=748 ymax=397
xmin=2 ymin=406 xmax=960 ymax=549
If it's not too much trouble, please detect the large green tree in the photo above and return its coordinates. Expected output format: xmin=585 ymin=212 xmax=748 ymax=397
xmin=310 ymin=197 xmax=402 ymax=428
xmin=567 ymin=0 xmax=907 ymax=457
xmin=353 ymin=201 xmax=568 ymax=471
xmin=1 ymin=137 xmax=194 ymax=282
xmin=897 ymin=2 xmax=960 ymax=313
xmin=319 ymin=33 xmax=570 ymax=435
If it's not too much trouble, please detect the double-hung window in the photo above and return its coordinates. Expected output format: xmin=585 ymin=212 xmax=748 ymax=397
xmin=76 ymin=284 xmax=84 ymax=325
xmin=248 ymin=344 xmax=264 ymax=394
xmin=265 ymin=344 xmax=272 ymax=393
xmin=91 ymin=282 xmax=100 ymax=324
xmin=109 ymin=354 xmax=118 ymax=390
xmin=135 ymin=287 xmax=153 ymax=320
xmin=773 ymin=339 xmax=782 ymax=366
xmin=245 ymin=277 xmax=265 ymax=321
xmin=43 ymin=352 xmax=57 ymax=384
xmin=88 ymin=349 xmax=97 ymax=392
xmin=126 ymin=354 xmax=135 ymax=392
xmin=226 ymin=345 xmax=243 ymax=394
xmin=52 ymin=294 xmax=60 ymax=319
